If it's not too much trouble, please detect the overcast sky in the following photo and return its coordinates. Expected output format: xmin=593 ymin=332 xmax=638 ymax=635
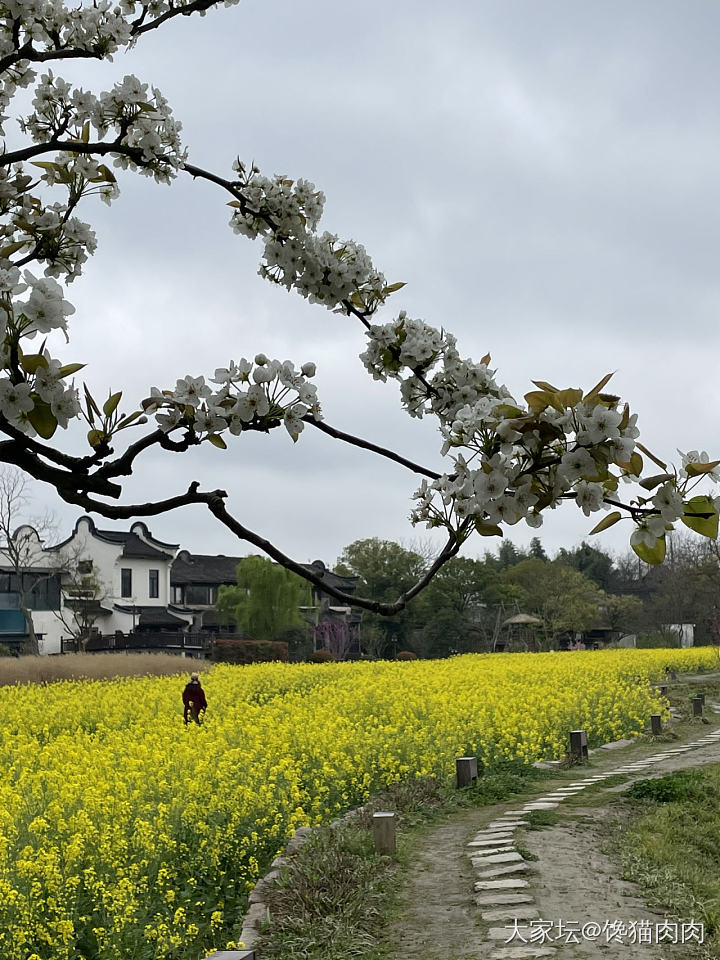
xmin=16 ymin=0 xmax=720 ymax=568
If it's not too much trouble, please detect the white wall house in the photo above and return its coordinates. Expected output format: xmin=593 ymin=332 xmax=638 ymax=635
xmin=0 ymin=516 xmax=192 ymax=654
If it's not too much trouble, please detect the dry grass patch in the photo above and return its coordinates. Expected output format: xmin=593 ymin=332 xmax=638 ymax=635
xmin=0 ymin=652 xmax=210 ymax=685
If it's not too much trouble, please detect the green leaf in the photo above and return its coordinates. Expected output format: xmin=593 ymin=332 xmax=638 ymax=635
xmin=0 ymin=240 xmax=27 ymax=257
xmin=685 ymin=459 xmax=720 ymax=477
xmin=97 ymin=164 xmax=116 ymax=184
xmin=116 ymin=410 xmax=145 ymax=430
xmin=584 ymin=371 xmax=614 ymax=400
xmin=629 ymin=452 xmax=643 ymax=475
xmin=636 ymin=442 xmax=667 ymax=470
xmin=532 ymin=379 xmax=561 ymax=393
xmin=639 ymin=473 xmax=674 ymax=491
xmin=524 ymin=390 xmax=553 ymax=414
xmin=556 ymin=387 xmax=583 ymax=408
xmin=475 ymin=523 xmax=503 ymax=537
xmin=31 ymin=161 xmax=59 ymax=173
xmin=84 ymin=384 xmax=101 ymax=423
xmin=20 ymin=353 xmax=49 ymax=374
xmin=87 ymin=429 xmax=105 ymax=448
xmin=681 ymin=496 xmax=719 ymax=539
xmin=384 ymin=281 xmax=406 ymax=294
xmin=27 ymin=400 xmax=57 ymax=440
xmin=589 ymin=511 xmax=622 ymax=535
xmin=631 ymin=534 xmax=667 ymax=565
xmin=103 ymin=391 xmax=122 ymax=418
xmin=58 ymin=362 xmax=86 ymax=378
xmin=206 ymin=433 xmax=227 ymax=449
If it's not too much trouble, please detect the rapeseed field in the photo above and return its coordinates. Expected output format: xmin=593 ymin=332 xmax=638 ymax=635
xmin=1 ymin=648 xmax=715 ymax=959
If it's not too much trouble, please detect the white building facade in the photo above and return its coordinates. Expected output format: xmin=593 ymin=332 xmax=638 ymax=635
xmin=0 ymin=516 xmax=192 ymax=654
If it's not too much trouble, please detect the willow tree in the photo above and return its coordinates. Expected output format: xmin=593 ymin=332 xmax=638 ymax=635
xmin=216 ymin=555 xmax=310 ymax=642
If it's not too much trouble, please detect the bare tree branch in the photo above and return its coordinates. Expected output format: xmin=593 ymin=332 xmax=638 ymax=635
xmin=304 ymin=416 xmax=442 ymax=480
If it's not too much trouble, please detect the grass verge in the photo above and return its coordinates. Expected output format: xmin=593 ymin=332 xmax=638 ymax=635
xmin=255 ymin=759 xmax=552 ymax=960
xmin=0 ymin=652 xmax=211 ymax=685
xmin=614 ymin=764 xmax=720 ymax=959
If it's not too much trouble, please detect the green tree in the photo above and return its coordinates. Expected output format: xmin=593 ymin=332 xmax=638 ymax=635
xmin=216 ymin=556 xmax=310 ymax=642
xmin=491 ymin=540 xmax=527 ymax=570
xmin=503 ymin=559 xmax=602 ymax=649
xmin=601 ymin=593 xmax=644 ymax=635
xmin=556 ymin=541 xmax=615 ymax=591
xmin=418 ymin=557 xmax=495 ymax=657
xmin=528 ymin=537 xmax=548 ymax=561
xmin=335 ymin=538 xmax=426 ymax=655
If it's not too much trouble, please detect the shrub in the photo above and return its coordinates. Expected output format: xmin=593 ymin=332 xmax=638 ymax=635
xmin=309 ymin=649 xmax=335 ymax=663
xmin=396 ymin=650 xmax=418 ymax=660
xmin=636 ymin=632 xmax=680 ymax=649
xmin=626 ymin=770 xmax=714 ymax=804
xmin=213 ymin=638 xmax=289 ymax=665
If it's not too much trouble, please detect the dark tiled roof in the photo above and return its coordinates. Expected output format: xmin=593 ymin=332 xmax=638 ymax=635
xmin=170 ymin=553 xmax=360 ymax=597
xmin=96 ymin=530 xmax=173 ymax=560
xmin=171 ymin=552 xmax=243 ymax=585
xmin=303 ymin=560 xmax=360 ymax=595
xmin=50 ymin=516 xmax=177 ymax=559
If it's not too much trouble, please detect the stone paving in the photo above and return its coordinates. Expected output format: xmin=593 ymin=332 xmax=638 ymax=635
xmin=471 ymin=724 xmax=720 ymax=959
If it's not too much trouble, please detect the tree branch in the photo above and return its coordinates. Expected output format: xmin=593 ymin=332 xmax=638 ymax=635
xmin=51 ymin=479 xmax=462 ymax=616
xmin=305 ymin=416 xmax=441 ymax=480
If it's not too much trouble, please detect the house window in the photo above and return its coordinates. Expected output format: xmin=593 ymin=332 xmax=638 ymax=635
xmin=185 ymin=584 xmax=216 ymax=605
xmin=149 ymin=569 xmax=159 ymax=599
xmin=121 ymin=568 xmax=132 ymax=598
xmin=77 ymin=560 xmax=93 ymax=575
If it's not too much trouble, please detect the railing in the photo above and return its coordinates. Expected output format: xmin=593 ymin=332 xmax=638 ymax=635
xmin=61 ymin=631 xmax=214 ymax=655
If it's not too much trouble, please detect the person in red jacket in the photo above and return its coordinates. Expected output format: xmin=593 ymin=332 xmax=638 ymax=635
xmin=182 ymin=672 xmax=207 ymax=725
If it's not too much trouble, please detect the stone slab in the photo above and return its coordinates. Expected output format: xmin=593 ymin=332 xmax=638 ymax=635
xmin=599 ymin=738 xmax=635 ymax=750
xmin=476 ymin=893 xmax=536 ymax=906
xmin=490 ymin=946 xmax=557 ymax=959
xmin=482 ymin=906 xmax=540 ymax=922
xmin=475 ymin=862 xmax=530 ymax=879
xmin=475 ymin=877 xmax=530 ymax=891
xmin=522 ymin=802 xmax=558 ymax=810
xmin=491 ymin=819 xmax=529 ymax=826
xmin=468 ymin=846 xmax=520 ymax=863
xmin=469 ymin=848 xmax=515 ymax=860
xmin=471 ymin=851 xmax=523 ymax=865
xmin=471 ymin=833 xmax=515 ymax=842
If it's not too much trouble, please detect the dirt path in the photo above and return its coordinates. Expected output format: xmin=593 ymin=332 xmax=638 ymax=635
xmin=387 ymin=719 xmax=720 ymax=960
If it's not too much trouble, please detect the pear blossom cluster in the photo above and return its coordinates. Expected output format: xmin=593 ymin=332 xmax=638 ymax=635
xmin=143 ymin=355 xmax=321 ymax=443
xmin=0 ymin=267 xmax=80 ymax=433
xmin=229 ymin=164 xmax=388 ymax=311
xmin=22 ymin=72 xmax=186 ymax=183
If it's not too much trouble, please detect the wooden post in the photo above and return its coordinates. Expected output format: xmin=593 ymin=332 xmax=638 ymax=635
xmin=658 ymin=685 xmax=668 ymax=697
xmin=456 ymin=756 xmax=478 ymax=788
xmin=373 ymin=811 xmax=396 ymax=855
xmin=569 ymin=729 xmax=588 ymax=762
xmin=692 ymin=696 xmax=703 ymax=717
xmin=698 ymin=693 xmax=706 ymax=705
xmin=650 ymin=714 xmax=662 ymax=735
